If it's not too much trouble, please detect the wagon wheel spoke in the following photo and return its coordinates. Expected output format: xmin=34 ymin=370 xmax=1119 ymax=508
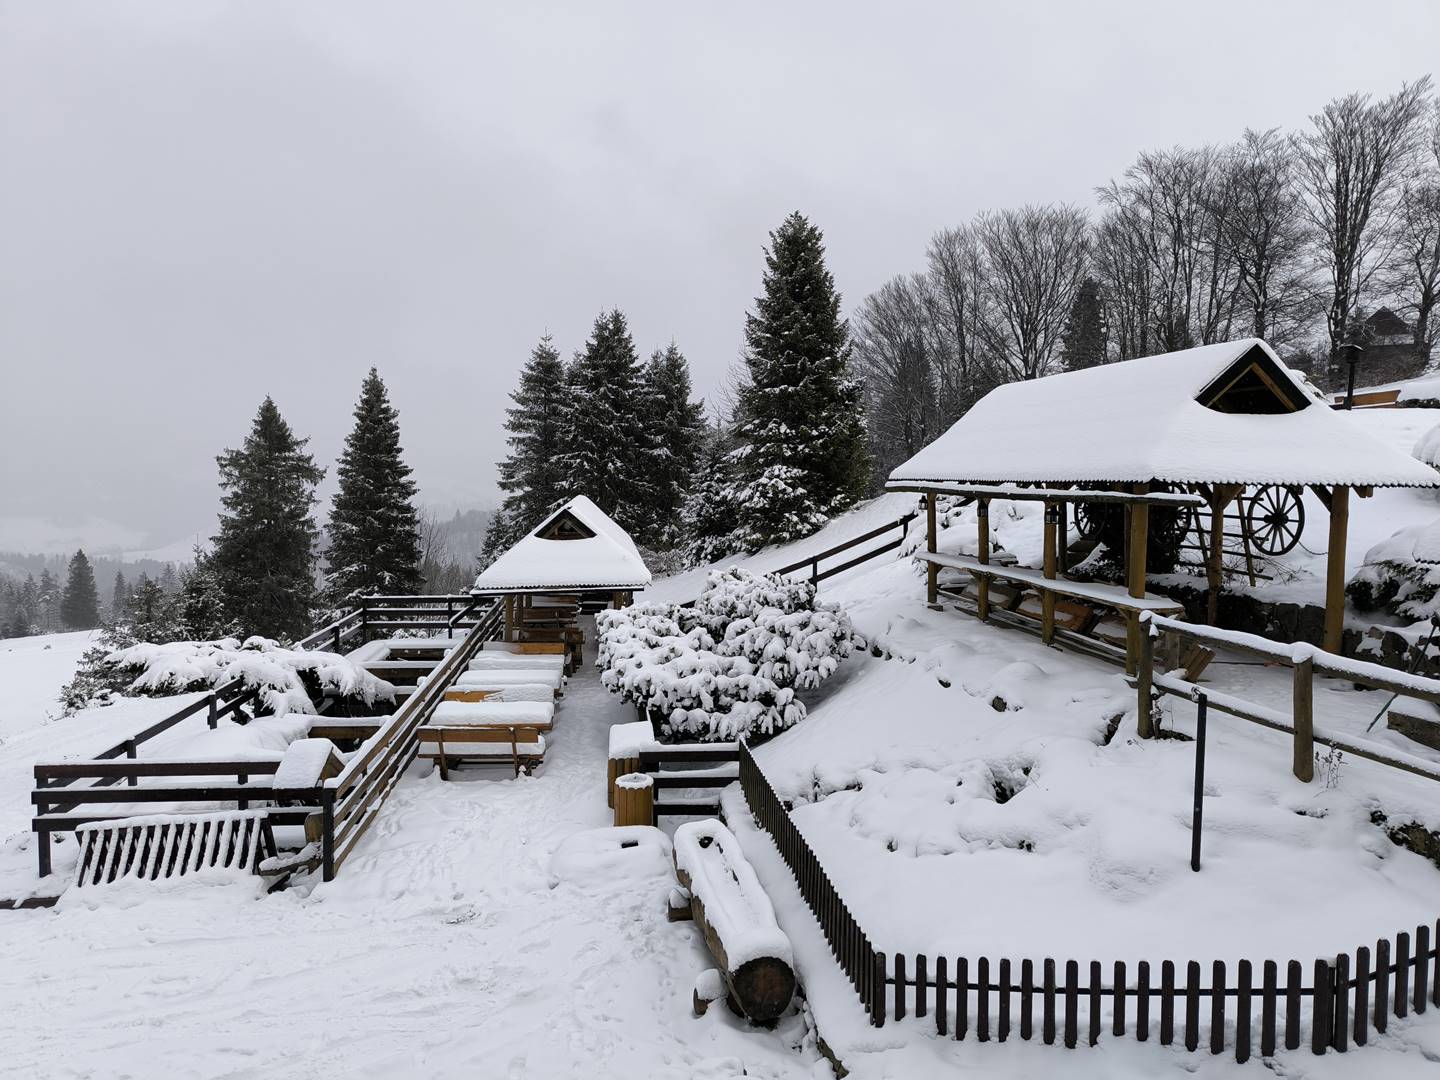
xmin=1244 ymin=485 xmax=1304 ymax=556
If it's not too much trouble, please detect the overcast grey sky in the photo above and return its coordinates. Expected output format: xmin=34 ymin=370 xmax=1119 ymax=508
xmin=2 ymin=0 xmax=1438 ymax=552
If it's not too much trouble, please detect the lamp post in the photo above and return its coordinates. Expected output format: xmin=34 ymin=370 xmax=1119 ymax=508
xmin=1340 ymin=343 xmax=1365 ymax=410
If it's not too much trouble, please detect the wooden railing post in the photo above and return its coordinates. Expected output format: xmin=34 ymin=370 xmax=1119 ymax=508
xmin=321 ymin=785 xmax=336 ymax=881
xmin=1293 ymin=656 xmax=1314 ymax=782
xmin=977 ymin=499 xmax=991 ymax=620
xmin=1137 ymin=615 xmax=1155 ymax=738
xmin=1041 ymin=501 xmax=1058 ymax=644
xmin=1125 ymin=485 xmax=1151 ymax=676
xmin=358 ymin=599 xmax=370 ymax=645
xmin=925 ymin=493 xmax=938 ymax=605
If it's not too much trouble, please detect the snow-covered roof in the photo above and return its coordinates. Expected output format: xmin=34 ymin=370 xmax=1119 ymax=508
xmin=472 ymin=495 xmax=652 ymax=593
xmin=889 ymin=339 xmax=1440 ymax=489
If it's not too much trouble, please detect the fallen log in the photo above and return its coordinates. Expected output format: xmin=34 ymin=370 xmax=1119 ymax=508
xmin=673 ymin=818 xmax=795 ymax=1023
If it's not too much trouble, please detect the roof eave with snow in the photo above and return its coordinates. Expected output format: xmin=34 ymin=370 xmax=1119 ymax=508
xmin=471 ymin=495 xmax=653 ymax=594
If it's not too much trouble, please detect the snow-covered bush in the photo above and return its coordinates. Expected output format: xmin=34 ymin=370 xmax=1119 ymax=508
xmin=1348 ymin=518 xmax=1440 ymax=622
xmin=596 ymin=567 xmax=857 ymax=742
xmin=101 ymin=636 xmax=394 ymax=717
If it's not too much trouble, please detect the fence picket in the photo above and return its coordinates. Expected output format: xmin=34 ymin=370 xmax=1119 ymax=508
xmin=1211 ymin=960 xmax=1226 ymax=1055
xmin=1375 ymin=938 xmax=1390 ymax=1034
xmin=1185 ymin=960 xmax=1201 ymax=1052
xmin=1064 ymin=960 xmax=1079 ymax=1049
xmin=935 ymin=956 xmax=948 ymax=1036
xmin=1160 ymin=961 xmax=1175 ymax=1046
xmin=1136 ymin=961 xmax=1150 ymax=1041
xmin=1285 ymin=959 xmax=1302 ymax=1050
xmin=1113 ymin=961 xmax=1126 ymax=1038
xmin=999 ymin=959 xmax=1012 ymax=1042
xmin=895 ymin=953 xmax=906 ymax=1021
xmin=1354 ymin=946 xmax=1370 ymax=1046
xmin=1311 ymin=958 xmax=1331 ymax=1055
xmin=1415 ymin=925 xmax=1429 ymax=1015
xmin=977 ymin=957 xmax=990 ymax=1042
xmin=1043 ymin=959 xmax=1056 ymax=1045
xmin=1236 ymin=959 xmax=1252 ymax=1063
xmin=872 ymin=951 xmax=886 ymax=1027
xmin=956 ymin=957 xmax=969 ymax=1041
xmin=916 ymin=954 xmax=928 ymax=1019
xmin=1261 ymin=960 xmax=1277 ymax=1057
xmin=1021 ymin=958 xmax=1034 ymax=1040
xmin=1433 ymin=919 xmax=1440 ymax=1008
xmin=1396 ymin=932 xmax=1410 ymax=1020
xmin=1333 ymin=953 xmax=1349 ymax=1052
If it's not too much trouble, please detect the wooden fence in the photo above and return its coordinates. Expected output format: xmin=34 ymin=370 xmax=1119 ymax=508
xmin=771 ymin=512 xmax=918 ymax=586
xmin=298 ymin=593 xmax=488 ymax=653
xmin=737 ymin=744 xmax=1440 ymax=1057
xmin=637 ymin=744 xmax=738 ymax=824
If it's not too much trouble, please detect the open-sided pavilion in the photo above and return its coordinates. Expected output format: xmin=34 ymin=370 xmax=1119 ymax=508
xmin=887 ymin=339 xmax=1440 ymax=671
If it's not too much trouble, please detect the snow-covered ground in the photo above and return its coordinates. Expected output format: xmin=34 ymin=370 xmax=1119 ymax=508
xmin=0 ymin=629 xmax=824 ymax=1079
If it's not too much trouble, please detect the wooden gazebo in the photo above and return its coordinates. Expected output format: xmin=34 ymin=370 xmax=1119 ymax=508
xmin=886 ymin=339 xmax=1440 ymax=670
xmin=472 ymin=495 xmax=652 ymax=668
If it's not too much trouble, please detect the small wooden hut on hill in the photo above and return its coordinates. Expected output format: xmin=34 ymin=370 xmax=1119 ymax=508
xmin=472 ymin=495 xmax=651 ymax=668
xmin=886 ymin=339 xmax=1440 ymax=670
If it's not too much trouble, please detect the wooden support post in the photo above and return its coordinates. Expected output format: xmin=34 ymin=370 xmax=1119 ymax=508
xmin=614 ymin=772 xmax=654 ymax=828
xmin=1125 ymin=485 xmax=1151 ymax=676
xmin=1324 ymin=486 xmax=1350 ymax=655
xmin=977 ymin=499 xmax=991 ymax=621
xmin=1293 ymin=657 xmax=1314 ymax=782
xmin=1057 ymin=500 xmax=1069 ymax=574
xmin=1137 ymin=615 xmax=1155 ymax=738
xmin=925 ymin=492 xmax=938 ymax=606
xmin=1206 ymin=489 xmax=1230 ymax=626
xmin=503 ymin=595 xmax=515 ymax=643
xmin=1041 ymin=501 xmax=1058 ymax=645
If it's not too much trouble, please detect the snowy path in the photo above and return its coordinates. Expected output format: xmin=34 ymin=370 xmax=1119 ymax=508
xmin=0 ymin=639 xmax=822 ymax=1080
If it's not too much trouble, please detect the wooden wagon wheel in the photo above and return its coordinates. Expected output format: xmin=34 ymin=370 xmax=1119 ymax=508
xmin=1072 ymin=502 xmax=1101 ymax=541
xmin=1243 ymin=484 xmax=1306 ymax=556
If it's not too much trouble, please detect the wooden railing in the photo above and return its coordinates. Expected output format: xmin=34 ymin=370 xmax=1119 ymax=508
xmin=772 ymin=512 xmax=918 ymax=586
xmin=297 ymin=593 xmax=487 ymax=653
xmin=737 ymin=741 xmax=1440 ymax=1057
xmin=1136 ymin=614 xmax=1440 ymax=784
xmin=637 ymin=744 xmax=739 ymax=824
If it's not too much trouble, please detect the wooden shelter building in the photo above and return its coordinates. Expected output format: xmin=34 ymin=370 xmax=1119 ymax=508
xmin=886 ymin=339 xmax=1440 ymax=672
xmin=472 ymin=495 xmax=652 ymax=669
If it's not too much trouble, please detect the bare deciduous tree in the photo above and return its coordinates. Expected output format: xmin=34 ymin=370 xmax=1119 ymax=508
xmin=974 ymin=204 xmax=1090 ymax=381
xmin=1388 ymin=103 xmax=1440 ymax=353
xmin=1294 ymin=77 xmax=1433 ymax=358
xmin=852 ymin=274 xmax=943 ymax=482
xmin=925 ymin=225 xmax=995 ymax=416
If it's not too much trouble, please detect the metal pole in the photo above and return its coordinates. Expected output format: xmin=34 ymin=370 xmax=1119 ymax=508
xmin=1191 ymin=693 xmax=1208 ymax=872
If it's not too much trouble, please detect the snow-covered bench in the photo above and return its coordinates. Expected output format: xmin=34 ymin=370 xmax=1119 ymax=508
xmin=429 ymin=700 xmax=555 ymax=730
xmin=452 ymin=668 xmax=564 ymax=697
xmin=416 ymin=725 xmax=548 ymax=778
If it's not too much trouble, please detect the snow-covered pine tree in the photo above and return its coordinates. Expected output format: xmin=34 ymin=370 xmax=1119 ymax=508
xmin=38 ymin=568 xmax=61 ymax=632
xmin=729 ymin=212 xmax=869 ymax=551
xmin=481 ymin=335 xmax=573 ymax=567
xmin=210 ymin=397 xmax=325 ymax=640
xmin=158 ymin=563 xmax=179 ymax=594
xmin=555 ymin=310 xmax=661 ymax=535
xmin=1062 ymin=277 xmax=1109 ymax=369
xmin=60 ymin=549 xmax=100 ymax=629
xmin=175 ymin=548 xmax=239 ymax=639
xmin=326 ymin=369 xmax=423 ymax=606
xmin=682 ymin=424 xmax=746 ymax=564
xmin=110 ymin=571 xmax=128 ymax=619
xmin=639 ymin=342 xmax=707 ymax=548
xmin=18 ymin=573 xmax=39 ymax=634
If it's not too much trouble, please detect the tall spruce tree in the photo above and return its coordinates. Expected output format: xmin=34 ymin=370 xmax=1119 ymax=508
xmin=481 ymin=335 xmax=573 ymax=566
xmin=210 ymin=397 xmax=325 ymax=640
xmin=729 ymin=212 xmax=868 ymax=551
xmin=175 ymin=549 xmax=239 ymax=640
xmin=38 ymin=568 xmax=61 ymax=632
xmin=326 ymin=369 xmax=423 ymax=605
xmin=1062 ymin=277 xmax=1109 ymax=369
xmin=554 ymin=310 xmax=660 ymax=534
xmin=682 ymin=424 xmax=746 ymax=564
xmin=60 ymin=549 xmax=99 ymax=629
xmin=110 ymin=571 xmax=128 ymax=619
xmin=640 ymin=342 xmax=707 ymax=547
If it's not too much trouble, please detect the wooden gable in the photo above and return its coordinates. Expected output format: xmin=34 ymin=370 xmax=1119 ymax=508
xmin=1195 ymin=343 xmax=1312 ymax=415
xmin=535 ymin=509 xmax=596 ymax=541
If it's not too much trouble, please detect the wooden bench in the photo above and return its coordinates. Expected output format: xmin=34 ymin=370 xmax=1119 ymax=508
xmin=417 ymin=726 xmax=548 ymax=778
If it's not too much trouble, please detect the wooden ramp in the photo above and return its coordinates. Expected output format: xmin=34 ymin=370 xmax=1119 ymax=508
xmin=74 ymin=810 xmax=276 ymax=887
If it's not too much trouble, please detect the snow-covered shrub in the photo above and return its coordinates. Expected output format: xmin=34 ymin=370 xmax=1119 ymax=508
xmin=596 ymin=567 xmax=857 ymax=742
xmin=101 ymin=636 xmax=394 ymax=717
xmin=1348 ymin=518 xmax=1440 ymax=622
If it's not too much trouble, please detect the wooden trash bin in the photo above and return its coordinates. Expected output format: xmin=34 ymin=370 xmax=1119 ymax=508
xmin=614 ymin=772 xmax=654 ymax=828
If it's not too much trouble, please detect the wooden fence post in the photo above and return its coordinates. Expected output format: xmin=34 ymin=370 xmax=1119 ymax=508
xmin=1293 ymin=656 xmax=1314 ymax=782
xmin=977 ymin=499 xmax=991 ymax=621
xmin=1137 ymin=616 xmax=1155 ymax=738
xmin=1041 ymin=502 xmax=1058 ymax=644
xmin=1125 ymin=486 xmax=1151 ymax=676
xmin=1324 ymin=486 xmax=1350 ymax=654
xmin=926 ymin=492 xmax=938 ymax=606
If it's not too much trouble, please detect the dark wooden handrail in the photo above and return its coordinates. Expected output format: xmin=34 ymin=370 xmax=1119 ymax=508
xmin=771 ymin=512 xmax=917 ymax=581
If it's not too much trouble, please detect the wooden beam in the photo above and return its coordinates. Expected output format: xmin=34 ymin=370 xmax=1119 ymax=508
xmin=1136 ymin=620 xmax=1155 ymax=738
xmin=1205 ymin=485 xmax=1242 ymax=626
xmin=1125 ymin=484 xmax=1151 ymax=675
xmin=925 ymin=492 xmax=938 ymax=605
xmin=977 ymin=498 xmax=991 ymax=620
xmin=1324 ymin=486 xmax=1350 ymax=654
xmin=1041 ymin=501 xmax=1058 ymax=644
xmin=1293 ymin=657 xmax=1314 ymax=782
xmin=1057 ymin=500 xmax=1069 ymax=573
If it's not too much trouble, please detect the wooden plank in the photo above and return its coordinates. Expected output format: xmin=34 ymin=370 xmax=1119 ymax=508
xmin=1355 ymin=946 xmax=1371 ymax=1045
xmin=1136 ymin=960 xmax=1150 ymax=1041
xmin=1375 ymin=938 xmax=1390 ymax=1033
xmin=1113 ymin=960 xmax=1126 ymax=1038
xmin=1236 ymin=959 xmax=1252 ymax=1063
xmin=1020 ymin=958 xmax=1033 ymax=1040
xmin=1261 ymin=960 xmax=1278 ymax=1056
xmin=999 ymin=958 xmax=1012 ymax=1041
xmin=1160 ymin=960 xmax=1175 ymax=1045
xmin=1333 ymin=952 xmax=1350 ymax=1051
xmin=956 ymin=956 xmax=969 ymax=1040
xmin=1088 ymin=960 xmax=1102 ymax=1046
xmin=935 ymin=955 xmax=948 ymax=1036
xmin=1042 ymin=958 xmax=1055 ymax=1045
xmin=895 ymin=953 xmax=906 ymax=1020
xmin=916 ymin=953 xmax=927 ymax=1018
xmin=1185 ymin=960 xmax=1201 ymax=1051
xmin=1416 ymin=923 xmax=1431 ymax=1014
xmin=1313 ymin=958 xmax=1332 ymax=1054
xmin=977 ymin=956 xmax=990 ymax=1041
xmin=1396 ymin=932 xmax=1411 ymax=1019
xmin=1063 ymin=960 xmax=1078 ymax=1048
xmin=1211 ymin=960 xmax=1226 ymax=1054
xmin=1285 ymin=960 xmax=1302 ymax=1049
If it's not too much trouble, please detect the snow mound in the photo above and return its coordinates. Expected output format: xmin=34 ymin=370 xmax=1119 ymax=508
xmin=548 ymin=826 xmax=673 ymax=889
